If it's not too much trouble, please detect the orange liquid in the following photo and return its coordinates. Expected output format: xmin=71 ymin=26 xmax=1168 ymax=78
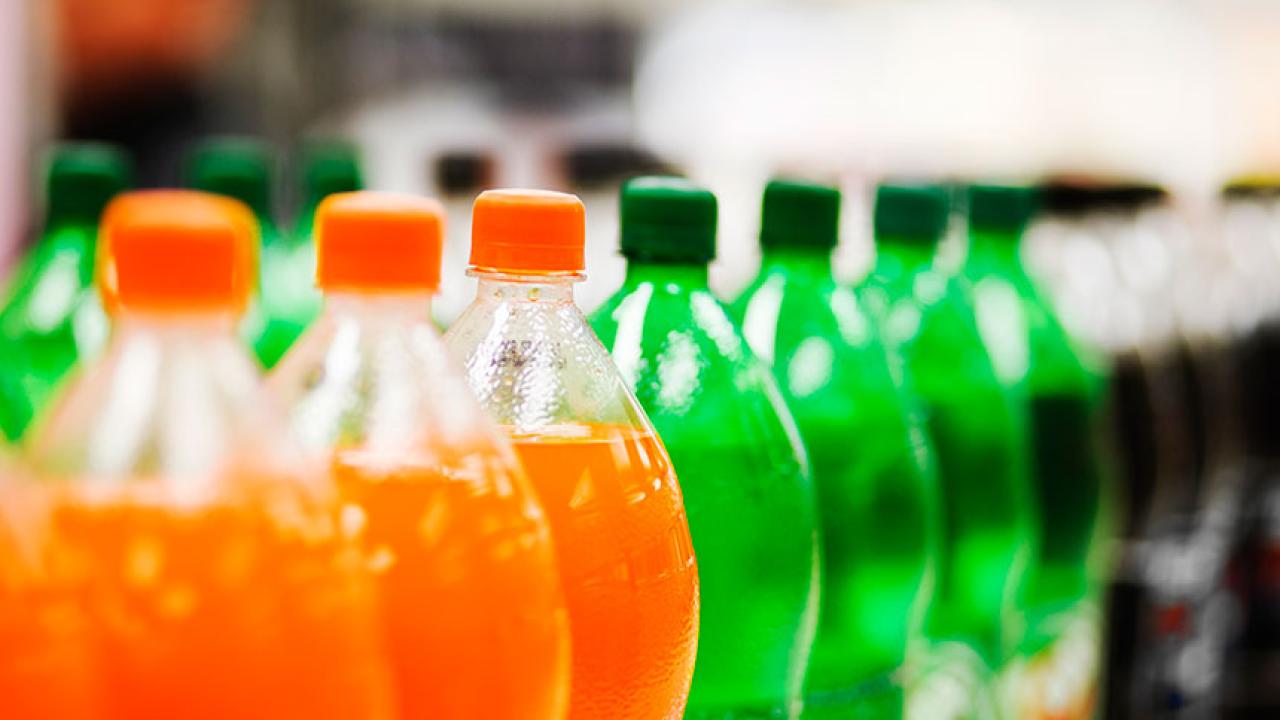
xmin=0 ymin=496 xmax=104 ymax=720
xmin=0 ymin=485 xmax=396 ymax=720
xmin=332 ymin=449 xmax=571 ymax=720
xmin=509 ymin=424 xmax=700 ymax=720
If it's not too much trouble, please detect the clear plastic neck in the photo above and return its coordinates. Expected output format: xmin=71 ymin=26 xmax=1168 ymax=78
xmin=445 ymin=267 xmax=644 ymax=432
xmin=115 ymin=308 xmax=241 ymax=335
xmin=321 ymin=290 xmax=435 ymax=319
xmin=33 ymin=306 xmax=276 ymax=484
xmin=468 ymin=270 xmax=580 ymax=305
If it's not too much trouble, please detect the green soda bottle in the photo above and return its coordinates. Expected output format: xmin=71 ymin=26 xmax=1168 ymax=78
xmin=731 ymin=180 xmax=938 ymax=719
xmin=295 ymin=140 xmax=364 ymax=241
xmin=961 ymin=185 xmax=1107 ymax=717
xmin=285 ymin=139 xmax=364 ymax=344
xmin=590 ymin=177 xmax=820 ymax=719
xmin=189 ymin=137 xmax=302 ymax=368
xmin=0 ymin=143 xmax=130 ymax=442
xmin=859 ymin=182 xmax=1034 ymax=671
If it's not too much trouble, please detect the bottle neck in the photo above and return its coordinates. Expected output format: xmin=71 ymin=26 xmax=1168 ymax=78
xmin=256 ymin=216 xmax=286 ymax=246
xmin=321 ymin=289 xmax=435 ymax=319
xmin=43 ymin=212 xmax=100 ymax=240
xmin=760 ymin=246 xmax=834 ymax=279
xmin=875 ymin=235 xmax=940 ymax=273
xmin=623 ymin=259 xmax=709 ymax=289
xmin=966 ymin=228 xmax=1022 ymax=269
xmin=296 ymin=208 xmax=319 ymax=239
xmin=114 ymin=309 xmax=241 ymax=336
xmin=296 ymin=191 xmax=329 ymax=237
xmin=471 ymin=271 xmax=580 ymax=305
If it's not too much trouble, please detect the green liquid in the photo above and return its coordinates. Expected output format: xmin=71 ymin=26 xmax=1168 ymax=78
xmin=801 ymin=673 xmax=904 ymax=719
xmin=0 ymin=225 xmax=107 ymax=442
xmin=861 ymin=238 xmax=1034 ymax=669
xmin=802 ymin=413 xmax=933 ymax=677
xmin=671 ymin=440 xmax=818 ymax=717
xmin=733 ymin=251 xmax=937 ymax=718
xmin=248 ymin=230 xmax=320 ymax=368
xmin=921 ymin=394 xmax=1027 ymax=660
xmin=592 ymin=264 xmax=820 ymax=718
xmin=962 ymin=225 xmax=1108 ymax=656
xmin=1020 ymin=392 xmax=1103 ymax=632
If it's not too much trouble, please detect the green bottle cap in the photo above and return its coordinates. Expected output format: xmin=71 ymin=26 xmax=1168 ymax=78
xmin=620 ymin=176 xmax=717 ymax=264
xmin=187 ymin=138 xmax=274 ymax=219
xmin=760 ymin=179 xmax=841 ymax=250
xmin=873 ymin=182 xmax=950 ymax=243
xmin=967 ymin=183 xmax=1038 ymax=235
xmin=302 ymin=140 xmax=364 ymax=207
xmin=45 ymin=143 xmax=133 ymax=223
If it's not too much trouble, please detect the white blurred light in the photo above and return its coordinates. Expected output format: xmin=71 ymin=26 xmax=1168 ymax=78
xmin=635 ymin=0 xmax=1280 ymax=188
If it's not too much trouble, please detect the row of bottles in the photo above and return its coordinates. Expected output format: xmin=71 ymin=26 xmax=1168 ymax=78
xmin=1023 ymin=179 xmax=1280 ymax=719
xmin=0 ymin=145 xmax=126 ymax=442
xmin=0 ymin=140 xmax=364 ymax=445
xmin=0 ymin=186 xmax=670 ymax=720
xmin=189 ymin=138 xmax=367 ymax=368
xmin=0 ymin=141 xmax=1111 ymax=720
xmin=733 ymin=180 xmax=941 ymax=718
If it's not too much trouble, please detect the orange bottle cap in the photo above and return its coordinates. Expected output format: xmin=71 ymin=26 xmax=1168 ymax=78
xmin=98 ymin=190 xmax=257 ymax=313
xmin=315 ymin=191 xmax=445 ymax=292
xmin=469 ymin=189 xmax=585 ymax=275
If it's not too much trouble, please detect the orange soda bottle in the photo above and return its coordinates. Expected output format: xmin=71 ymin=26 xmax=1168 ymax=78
xmin=0 ymin=191 xmax=395 ymax=720
xmin=269 ymin=191 xmax=571 ymax=719
xmin=444 ymin=189 xmax=700 ymax=720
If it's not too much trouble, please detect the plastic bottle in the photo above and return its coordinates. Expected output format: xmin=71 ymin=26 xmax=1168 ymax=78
xmin=590 ymin=177 xmax=819 ymax=719
xmin=0 ymin=190 xmax=395 ymax=720
xmin=444 ymin=189 xmax=699 ymax=720
xmin=188 ymin=137 xmax=305 ymax=367
xmin=961 ymin=184 xmax=1109 ymax=719
xmin=0 ymin=143 xmax=129 ymax=442
xmin=858 ymin=182 xmax=1033 ymax=671
xmin=733 ymin=179 xmax=939 ymax=718
xmin=294 ymin=140 xmax=365 ymax=242
xmin=276 ymin=140 xmax=364 ymax=340
xmin=270 ymin=191 xmax=570 ymax=719
xmin=562 ymin=143 xmax=667 ymax=314
xmin=962 ymin=185 xmax=1106 ymax=639
xmin=1029 ymin=182 xmax=1172 ymax=720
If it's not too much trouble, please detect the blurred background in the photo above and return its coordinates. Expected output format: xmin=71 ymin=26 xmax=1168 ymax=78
xmin=2 ymin=1 xmax=1279 ymax=718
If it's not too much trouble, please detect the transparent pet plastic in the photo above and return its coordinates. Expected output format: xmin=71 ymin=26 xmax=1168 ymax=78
xmin=270 ymin=291 xmax=571 ymax=720
xmin=445 ymin=271 xmax=700 ymax=720
xmin=1 ymin=310 xmax=395 ymax=720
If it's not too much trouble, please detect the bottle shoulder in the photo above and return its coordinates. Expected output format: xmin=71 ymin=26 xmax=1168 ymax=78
xmin=591 ymin=281 xmax=804 ymax=456
xmin=740 ymin=277 xmax=915 ymax=426
xmin=0 ymin=233 xmax=97 ymax=326
xmin=444 ymin=295 xmax=650 ymax=434
xmin=735 ymin=264 xmax=836 ymax=302
xmin=26 ymin=329 xmax=295 ymax=496
xmin=741 ymin=273 xmax=879 ymax=341
xmin=592 ymin=281 xmax=768 ymax=383
xmin=270 ymin=310 xmax=501 ymax=459
xmin=866 ymin=270 xmax=1012 ymax=397
xmin=865 ymin=264 xmax=978 ymax=336
xmin=963 ymin=264 xmax=1093 ymax=391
